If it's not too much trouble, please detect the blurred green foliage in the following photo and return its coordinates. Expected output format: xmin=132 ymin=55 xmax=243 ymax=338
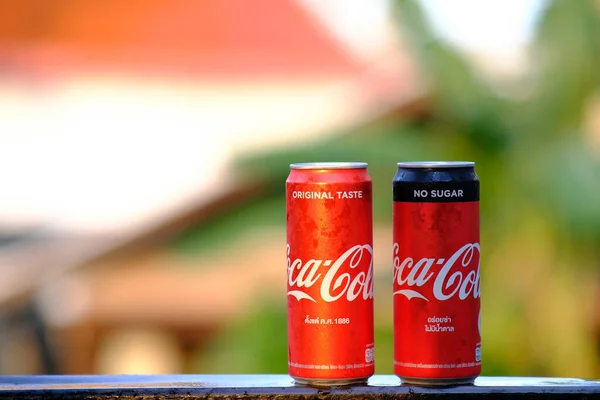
xmin=174 ymin=195 xmax=285 ymax=257
xmin=193 ymin=296 xmax=289 ymax=374
xmin=183 ymin=0 xmax=600 ymax=378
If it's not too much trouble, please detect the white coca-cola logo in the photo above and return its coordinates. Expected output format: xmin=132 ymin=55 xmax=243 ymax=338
xmin=287 ymin=244 xmax=374 ymax=303
xmin=393 ymin=242 xmax=480 ymax=302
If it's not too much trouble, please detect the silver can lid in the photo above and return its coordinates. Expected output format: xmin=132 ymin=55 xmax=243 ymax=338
xmin=397 ymin=161 xmax=474 ymax=169
xmin=290 ymin=162 xmax=367 ymax=170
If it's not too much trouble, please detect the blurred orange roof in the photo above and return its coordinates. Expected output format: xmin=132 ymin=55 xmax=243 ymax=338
xmin=0 ymin=0 xmax=362 ymax=80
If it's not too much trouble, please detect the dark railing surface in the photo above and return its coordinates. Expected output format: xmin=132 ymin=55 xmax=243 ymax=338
xmin=1 ymin=375 xmax=600 ymax=399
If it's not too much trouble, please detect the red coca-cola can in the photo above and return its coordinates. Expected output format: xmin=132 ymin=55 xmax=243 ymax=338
xmin=286 ymin=162 xmax=374 ymax=386
xmin=393 ymin=161 xmax=481 ymax=386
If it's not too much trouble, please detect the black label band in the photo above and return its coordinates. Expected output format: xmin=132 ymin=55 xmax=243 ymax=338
xmin=393 ymin=181 xmax=479 ymax=202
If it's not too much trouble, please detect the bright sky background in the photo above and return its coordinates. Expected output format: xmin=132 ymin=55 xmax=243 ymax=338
xmin=419 ymin=0 xmax=548 ymax=53
xmin=301 ymin=0 xmax=549 ymax=73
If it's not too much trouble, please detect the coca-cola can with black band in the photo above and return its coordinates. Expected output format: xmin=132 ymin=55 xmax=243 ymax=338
xmin=287 ymin=162 xmax=374 ymax=387
xmin=393 ymin=161 xmax=481 ymax=386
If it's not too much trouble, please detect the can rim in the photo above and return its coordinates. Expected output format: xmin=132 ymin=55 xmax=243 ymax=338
xmin=396 ymin=161 xmax=475 ymax=168
xmin=290 ymin=162 xmax=367 ymax=170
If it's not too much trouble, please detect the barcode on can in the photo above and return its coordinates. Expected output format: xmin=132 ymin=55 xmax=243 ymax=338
xmin=365 ymin=347 xmax=374 ymax=363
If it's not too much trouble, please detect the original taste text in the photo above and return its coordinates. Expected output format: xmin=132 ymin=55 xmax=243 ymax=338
xmin=292 ymin=191 xmax=363 ymax=199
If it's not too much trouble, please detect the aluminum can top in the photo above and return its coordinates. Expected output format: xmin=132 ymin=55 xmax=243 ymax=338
xmin=290 ymin=162 xmax=367 ymax=170
xmin=396 ymin=161 xmax=474 ymax=169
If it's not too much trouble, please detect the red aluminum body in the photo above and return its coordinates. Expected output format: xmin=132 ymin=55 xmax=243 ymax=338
xmin=393 ymin=161 xmax=481 ymax=386
xmin=286 ymin=162 xmax=374 ymax=386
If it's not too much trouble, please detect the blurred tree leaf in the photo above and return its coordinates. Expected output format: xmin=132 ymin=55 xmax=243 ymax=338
xmin=520 ymin=136 xmax=600 ymax=247
xmin=529 ymin=0 xmax=600 ymax=136
xmin=393 ymin=0 xmax=514 ymax=156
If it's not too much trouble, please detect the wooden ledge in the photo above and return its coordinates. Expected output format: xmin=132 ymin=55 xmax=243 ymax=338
xmin=1 ymin=375 xmax=599 ymax=399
